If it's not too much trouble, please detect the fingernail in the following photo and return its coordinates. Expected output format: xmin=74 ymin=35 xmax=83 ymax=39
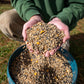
xmin=45 ymin=51 xmax=50 ymax=57
xmin=50 ymin=50 xmax=54 ymax=55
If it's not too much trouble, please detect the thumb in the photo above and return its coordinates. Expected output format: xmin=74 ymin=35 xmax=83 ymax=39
xmin=22 ymin=23 xmax=30 ymax=41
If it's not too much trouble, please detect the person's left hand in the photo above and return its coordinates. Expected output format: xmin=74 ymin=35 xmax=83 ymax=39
xmin=45 ymin=17 xmax=70 ymax=57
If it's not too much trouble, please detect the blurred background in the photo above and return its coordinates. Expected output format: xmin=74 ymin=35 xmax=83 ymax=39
xmin=0 ymin=0 xmax=84 ymax=84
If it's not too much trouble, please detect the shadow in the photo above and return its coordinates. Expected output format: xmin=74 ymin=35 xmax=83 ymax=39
xmin=9 ymin=46 xmax=32 ymax=84
xmin=38 ymin=64 xmax=57 ymax=84
xmin=70 ymin=33 xmax=84 ymax=84
xmin=22 ymin=49 xmax=32 ymax=66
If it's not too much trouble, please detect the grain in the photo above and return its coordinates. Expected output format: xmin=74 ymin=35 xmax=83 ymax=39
xmin=9 ymin=22 xmax=72 ymax=84
xmin=10 ymin=49 xmax=73 ymax=84
xmin=26 ymin=22 xmax=64 ymax=53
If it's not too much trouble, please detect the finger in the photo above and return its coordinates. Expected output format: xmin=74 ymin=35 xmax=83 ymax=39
xmin=54 ymin=46 xmax=60 ymax=52
xmin=50 ymin=50 xmax=55 ymax=55
xmin=23 ymin=30 xmax=27 ymax=41
xmin=22 ymin=22 xmax=31 ymax=41
xmin=22 ymin=27 xmax=28 ymax=41
xmin=45 ymin=51 xmax=50 ymax=57
xmin=28 ymin=47 xmax=34 ymax=53
xmin=48 ymin=21 xmax=54 ymax=25
xmin=50 ymin=47 xmax=60 ymax=55
xmin=63 ymin=30 xmax=70 ymax=43
xmin=26 ymin=43 xmax=33 ymax=51
xmin=34 ymin=50 xmax=39 ymax=54
xmin=29 ymin=49 xmax=34 ymax=53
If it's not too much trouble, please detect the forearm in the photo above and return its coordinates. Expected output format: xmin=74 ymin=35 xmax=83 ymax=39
xmin=50 ymin=3 xmax=84 ymax=29
xmin=11 ymin=0 xmax=40 ymax=21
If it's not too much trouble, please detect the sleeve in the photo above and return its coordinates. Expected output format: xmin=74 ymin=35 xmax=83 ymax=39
xmin=11 ymin=0 xmax=40 ymax=21
xmin=50 ymin=0 xmax=84 ymax=29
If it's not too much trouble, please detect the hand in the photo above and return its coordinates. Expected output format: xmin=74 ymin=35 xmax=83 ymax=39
xmin=45 ymin=18 xmax=70 ymax=57
xmin=22 ymin=15 xmax=42 ymax=53
xmin=22 ymin=15 xmax=42 ymax=41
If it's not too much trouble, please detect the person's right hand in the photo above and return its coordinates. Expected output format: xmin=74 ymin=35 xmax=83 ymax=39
xmin=45 ymin=17 xmax=70 ymax=57
xmin=22 ymin=15 xmax=42 ymax=41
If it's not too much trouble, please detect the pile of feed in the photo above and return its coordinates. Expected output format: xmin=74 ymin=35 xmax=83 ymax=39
xmin=9 ymin=22 xmax=73 ymax=84
xmin=26 ymin=22 xmax=64 ymax=53
xmin=10 ymin=48 xmax=73 ymax=84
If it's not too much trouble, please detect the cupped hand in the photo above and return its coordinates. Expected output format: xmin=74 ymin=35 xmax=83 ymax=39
xmin=45 ymin=17 xmax=70 ymax=57
xmin=22 ymin=15 xmax=42 ymax=41
xmin=22 ymin=15 xmax=43 ymax=53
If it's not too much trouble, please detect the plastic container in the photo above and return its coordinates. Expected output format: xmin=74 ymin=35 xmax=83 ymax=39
xmin=7 ymin=45 xmax=78 ymax=84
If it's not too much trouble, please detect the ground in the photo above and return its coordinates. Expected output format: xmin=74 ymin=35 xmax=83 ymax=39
xmin=0 ymin=3 xmax=84 ymax=84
